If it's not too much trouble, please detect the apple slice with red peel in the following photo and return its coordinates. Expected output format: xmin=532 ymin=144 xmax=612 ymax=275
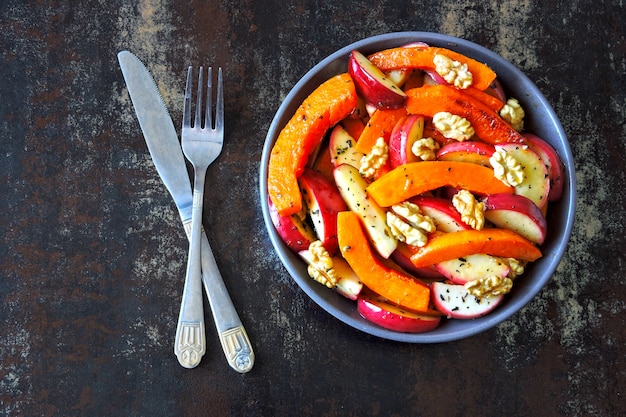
xmin=432 ymin=282 xmax=503 ymax=319
xmin=268 ymin=197 xmax=316 ymax=253
xmin=358 ymin=295 xmax=441 ymax=333
xmin=437 ymin=141 xmax=495 ymax=167
xmin=298 ymin=249 xmax=363 ymax=300
xmin=329 ymin=124 xmax=364 ymax=169
xmin=298 ymin=169 xmax=347 ymax=255
xmin=410 ymin=196 xmax=470 ymax=232
xmin=522 ymin=133 xmax=565 ymax=201
xmin=348 ymin=50 xmax=407 ymax=110
xmin=388 ymin=114 xmax=426 ymax=168
xmin=495 ymin=143 xmax=550 ymax=209
xmin=483 ymin=193 xmax=547 ymax=244
xmin=436 ymin=253 xmax=510 ymax=285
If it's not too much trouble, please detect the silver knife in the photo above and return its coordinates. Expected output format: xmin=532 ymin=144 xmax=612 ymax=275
xmin=118 ymin=50 xmax=254 ymax=373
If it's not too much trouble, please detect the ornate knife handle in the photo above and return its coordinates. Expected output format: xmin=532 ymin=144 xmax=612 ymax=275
xmin=183 ymin=220 xmax=255 ymax=373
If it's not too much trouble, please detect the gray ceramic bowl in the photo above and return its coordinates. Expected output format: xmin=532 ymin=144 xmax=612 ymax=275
xmin=259 ymin=32 xmax=576 ymax=343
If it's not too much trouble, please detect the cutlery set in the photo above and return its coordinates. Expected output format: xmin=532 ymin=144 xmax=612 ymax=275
xmin=118 ymin=51 xmax=254 ymax=372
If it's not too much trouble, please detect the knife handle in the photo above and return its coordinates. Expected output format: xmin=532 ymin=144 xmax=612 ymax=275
xmin=198 ymin=231 xmax=254 ymax=373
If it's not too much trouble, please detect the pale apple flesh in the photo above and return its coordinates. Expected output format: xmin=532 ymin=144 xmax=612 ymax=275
xmin=333 ymin=163 xmax=398 ymax=259
xmin=348 ymin=50 xmax=407 ymax=110
xmin=328 ymin=124 xmax=364 ymax=169
xmin=431 ymin=282 xmax=503 ymax=319
xmin=522 ymin=133 xmax=565 ymax=201
xmin=495 ymin=143 xmax=550 ymax=209
xmin=436 ymin=253 xmax=510 ymax=285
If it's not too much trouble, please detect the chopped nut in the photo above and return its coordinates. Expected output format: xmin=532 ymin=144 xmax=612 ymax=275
xmin=433 ymin=53 xmax=473 ymax=89
xmin=359 ymin=136 xmax=388 ymax=178
xmin=452 ymin=189 xmax=485 ymax=230
xmin=386 ymin=202 xmax=436 ymax=247
xmin=433 ymin=112 xmax=475 ymax=141
xmin=503 ymin=258 xmax=526 ymax=279
xmin=500 ymin=98 xmax=525 ymax=131
xmin=387 ymin=211 xmax=429 ymax=247
xmin=411 ymin=137 xmax=440 ymax=161
xmin=306 ymin=241 xmax=337 ymax=288
xmin=464 ymin=275 xmax=513 ymax=298
xmin=392 ymin=201 xmax=436 ymax=233
xmin=489 ymin=148 xmax=524 ymax=187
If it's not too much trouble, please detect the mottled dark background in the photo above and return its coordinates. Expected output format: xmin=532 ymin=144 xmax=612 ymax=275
xmin=1 ymin=0 xmax=624 ymax=416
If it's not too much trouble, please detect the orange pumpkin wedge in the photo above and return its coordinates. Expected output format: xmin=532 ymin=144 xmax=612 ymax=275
xmin=367 ymin=46 xmax=497 ymax=91
xmin=408 ymin=229 xmax=542 ymax=268
xmin=405 ymin=85 xmax=524 ymax=144
xmin=367 ymin=161 xmax=513 ymax=207
xmin=355 ymin=107 xmax=407 ymax=154
xmin=268 ymin=73 xmax=358 ymax=216
xmin=338 ymin=211 xmax=431 ymax=313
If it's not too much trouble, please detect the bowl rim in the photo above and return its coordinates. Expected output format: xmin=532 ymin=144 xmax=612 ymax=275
xmin=259 ymin=31 xmax=577 ymax=343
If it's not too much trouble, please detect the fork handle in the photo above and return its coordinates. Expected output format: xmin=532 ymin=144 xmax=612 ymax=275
xmin=174 ymin=178 xmax=207 ymax=368
xmin=198 ymin=230 xmax=255 ymax=373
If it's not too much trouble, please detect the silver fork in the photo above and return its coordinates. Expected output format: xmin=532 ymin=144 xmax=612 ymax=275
xmin=175 ymin=66 xmax=254 ymax=372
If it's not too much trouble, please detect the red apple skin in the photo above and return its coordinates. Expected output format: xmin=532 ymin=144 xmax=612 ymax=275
xmin=482 ymin=193 xmax=547 ymax=245
xmin=410 ymin=196 xmax=470 ymax=233
xmin=436 ymin=141 xmax=495 ymax=167
xmin=357 ymin=296 xmax=441 ymax=333
xmin=268 ymin=197 xmax=316 ymax=253
xmin=431 ymin=282 xmax=503 ymax=319
xmin=485 ymin=78 xmax=507 ymax=102
xmin=522 ymin=133 xmax=565 ymax=201
xmin=388 ymin=115 xmax=426 ymax=168
xmin=299 ymin=169 xmax=347 ymax=255
xmin=391 ymin=243 xmax=444 ymax=279
xmin=348 ymin=50 xmax=407 ymax=110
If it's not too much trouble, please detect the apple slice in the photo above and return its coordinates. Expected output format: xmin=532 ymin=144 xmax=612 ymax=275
xmin=348 ymin=50 xmax=407 ymax=110
xmin=432 ymin=281 xmax=503 ymax=319
xmin=494 ymin=143 xmax=550 ymax=209
xmin=298 ymin=249 xmax=363 ymax=300
xmin=268 ymin=197 xmax=316 ymax=253
xmin=333 ymin=164 xmax=398 ymax=258
xmin=435 ymin=253 xmax=510 ymax=285
xmin=483 ymin=193 xmax=547 ymax=244
xmin=388 ymin=114 xmax=426 ymax=168
xmin=358 ymin=295 xmax=441 ymax=333
xmin=329 ymin=124 xmax=365 ymax=169
xmin=436 ymin=141 xmax=495 ymax=167
xmin=522 ymin=133 xmax=565 ymax=201
xmin=298 ymin=169 xmax=347 ymax=255
xmin=410 ymin=196 xmax=470 ymax=233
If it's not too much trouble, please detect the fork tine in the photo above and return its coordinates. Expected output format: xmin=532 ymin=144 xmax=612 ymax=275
xmin=205 ymin=67 xmax=213 ymax=130
xmin=215 ymin=67 xmax=224 ymax=133
xmin=182 ymin=66 xmax=193 ymax=128
xmin=195 ymin=67 xmax=204 ymax=129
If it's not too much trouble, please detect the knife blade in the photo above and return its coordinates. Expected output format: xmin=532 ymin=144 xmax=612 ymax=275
xmin=118 ymin=50 xmax=254 ymax=373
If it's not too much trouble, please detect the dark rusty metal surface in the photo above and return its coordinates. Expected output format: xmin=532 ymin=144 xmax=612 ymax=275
xmin=1 ymin=0 xmax=625 ymax=416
